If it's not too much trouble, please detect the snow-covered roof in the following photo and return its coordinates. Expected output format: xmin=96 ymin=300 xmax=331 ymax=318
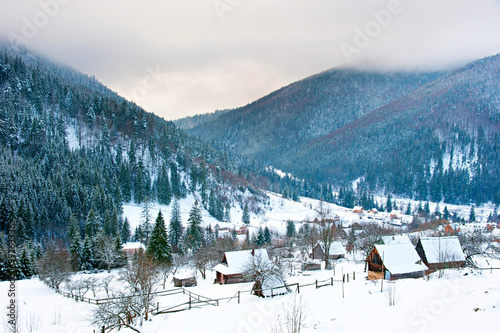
xmin=122 ymin=242 xmax=145 ymax=250
xmin=214 ymin=249 xmax=270 ymax=275
xmin=381 ymin=235 xmax=411 ymax=245
xmin=419 ymin=237 xmax=465 ymax=263
xmin=328 ymin=241 xmax=346 ymax=255
xmin=374 ymin=243 xmax=428 ymax=275
xmin=173 ymin=271 xmax=196 ymax=280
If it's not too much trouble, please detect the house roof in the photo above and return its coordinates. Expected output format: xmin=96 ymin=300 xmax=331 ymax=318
xmin=316 ymin=241 xmax=346 ymax=255
xmin=374 ymin=243 xmax=428 ymax=275
xmin=214 ymin=249 xmax=270 ymax=275
xmin=122 ymin=242 xmax=145 ymax=250
xmin=419 ymin=237 xmax=465 ymax=263
xmin=380 ymin=235 xmax=411 ymax=245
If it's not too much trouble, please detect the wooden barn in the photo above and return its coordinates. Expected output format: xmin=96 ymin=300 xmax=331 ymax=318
xmin=311 ymin=241 xmax=346 ymax=260
xmin=213 ymin=249 xmax=270 ymax=284
xmin=366 ymin=243 xmax=428 ymax=280
xmin=415 ymin=237 xmax=466 ymax=272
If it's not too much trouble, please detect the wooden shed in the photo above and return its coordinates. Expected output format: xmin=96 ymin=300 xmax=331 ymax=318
xmin=311 ymin=241 xmax=346 ymax=260
xmin=367 ymin=243 xmax=427 ymax=280
xmin=173 ymin=273 xmax=197 ymax=287
xmin=415 ymin=237 xmax=465 ymax=272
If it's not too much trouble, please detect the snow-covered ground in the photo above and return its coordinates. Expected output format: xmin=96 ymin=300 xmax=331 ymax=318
xmin=2 ymin=257 xmax=499 ymax=333
xmin=123 ymin=191 xmax=497 ymax=240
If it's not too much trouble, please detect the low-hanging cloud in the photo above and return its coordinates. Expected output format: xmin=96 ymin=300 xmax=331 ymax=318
xmin=1 ymin=0 xmax=499 ymax=120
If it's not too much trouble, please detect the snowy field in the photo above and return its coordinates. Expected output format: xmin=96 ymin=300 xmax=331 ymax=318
xmin=1 ymin=258 xmax=499 ymax=333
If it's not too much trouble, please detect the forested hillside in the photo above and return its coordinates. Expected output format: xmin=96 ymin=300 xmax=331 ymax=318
xmin=0 ymin=44 xmax=272 ymax=280
xmin=181 ymin=55 xmax=500 ymax=206
xmin=182 ymin=69 xmax=445 ymax=164
xmin=290 ymin=54 xmax=500 ymax=205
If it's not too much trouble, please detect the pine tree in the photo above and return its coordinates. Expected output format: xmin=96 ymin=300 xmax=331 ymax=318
xmin=286 ymin=220 xmax=296 ymax=238
xmin=255 ymin=227 xmax=264 ymax=247
xmin=169 ymin=198 xmax=183 ymax=253
xmin=120 ymin=217 xmax=131 ymax=243
xmin=405 ymin=202 xmax=412 ymax=215
xmin=147 ymin=211 xmax=172 ymax=264
xmin=263 ymin=226 xmax=271 ymax=244
xmin=185 ymin=200 xmax=203 ymax=251
xmin=84 ymin=209 xmax=100 ymax=239
xmin=469 ymin=206 xmax=476 ymax=222
xmin=386 ymin=194 xmax=393 ymax=213
xmin=19 ymin=246 xmax=33 ymax=278
xmin=242 ymin=204 xmax=250 ymax=225
xmin=81 ymin=236 xmax=95 ymax=270
xmin=157 ymin=163 xmax=172 ymax=205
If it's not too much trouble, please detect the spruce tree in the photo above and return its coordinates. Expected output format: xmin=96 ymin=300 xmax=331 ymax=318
xmin=469 ymin=206 xmax=476 ymax=222
xmin=120 ymin=217 xmax=131 ymax=243
xmin=286 ymin=221 xmax=296 ymax=238
xmin=263 ymin=226 xmax=271 ymax=244
xmin=242 ymin=204 xmax=250 ymax=225
xmin=185 ymin=200 xmax=203 ymax=251
xmin=19 ymin=247 xmax=33 ymax=278
xmin=147 ymin=211 xmax=172 ymax=264
xmin=169 ymin=198 xmax=183 ymax=253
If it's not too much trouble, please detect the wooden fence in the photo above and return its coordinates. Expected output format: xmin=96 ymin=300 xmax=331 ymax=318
xmin=58 ymin=271 xmax=359 ymax=315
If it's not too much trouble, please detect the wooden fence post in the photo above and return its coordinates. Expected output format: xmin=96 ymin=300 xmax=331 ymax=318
xmin=238 ymin=291 xmax=240 ymax=304
xmin=331 ymin=277 xmax=333 ymax=286
xmin=297 ymin=283 xmax=300 ymax=293
xmin=315 ymin=280 xmax=318 ymax=289
xmin=353 ymin=271 xmax=355 ymax=281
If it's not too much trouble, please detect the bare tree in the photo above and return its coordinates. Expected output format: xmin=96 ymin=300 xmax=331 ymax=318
xmin=100 ymin=275 xmax=114 ymax=298
xmin=459 ymin=229 xmax=488 ymax=261
xmin=120 ymin=251 xmax=159 ymax=322
xmin=315 ymin=204 xmax=338 ymax=269
xmin=158 ymin=263 xmax=172 ymax=290
xmin=37 ymin=245 xmax=71 ymax=291
xmin=170 ymin=253 xmax=188 ymax=275
xmin=269 ymin=295 xmax=309 ymax=333
xmin=242 ymin=252 xmax=284 ymax=296
xmin=92 ymin=290 xmax=143 ymax=333
xmin=65 ymin=277 xmax=90 ymax=300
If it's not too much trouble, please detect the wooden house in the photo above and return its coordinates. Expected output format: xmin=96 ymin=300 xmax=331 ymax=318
xmin=122 ymin=242 xmax=145 ymax=258
xmin=491 ymin=229 xmax=500 ymax=242
xmin=415 ymin=237 xmax=466 ymax=272
xmin=367 ymin=243 xmax=428 ymax=280
xmin=214 ymin=249 xmax=270 ymax=284
xmin=311 ymin=241 xmax=346 ymax=260
xmin=235 ymin=225 xmax=248 ymax=235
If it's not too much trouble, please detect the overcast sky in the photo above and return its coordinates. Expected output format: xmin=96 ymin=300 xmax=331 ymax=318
xmin=1 ymin=0 xmax=500 ymax=120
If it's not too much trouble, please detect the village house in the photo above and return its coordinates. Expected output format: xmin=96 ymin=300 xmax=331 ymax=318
xmin=415 ymin=236 xmax=466 ymax=272
xmin=213 ymin=249 xmax=270 ymax=284
xmin=122 ymin=242 xmax=145 ymax=258
xmin=366 ymin=242 xmax=428 ymax=280
xmin=311 ymin=241 xmax=346 ymax=260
